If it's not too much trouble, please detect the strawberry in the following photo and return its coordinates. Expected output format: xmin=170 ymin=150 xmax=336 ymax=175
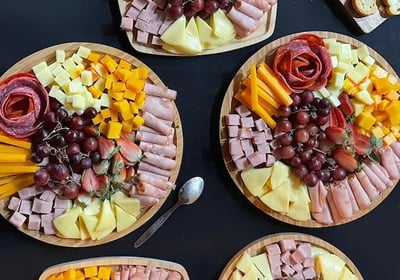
xmin=98 ymin=136 xmax=118 ymax=159
xmin=328 ymin=110 xmax=338 ymax=127
xmin=339 ymin=93 xmax=354 ymax=116
xmin=115 ymin=138 xmax=142 ymax=165
xmin=81 ymin=168 xmax=100 ymax=193
xmin=332 ymin=147 xmax=358 ymax=172
xmin=354 ymin=134 xmax=372 ymax=156
xmin=326 ymin=126 xmax=347 ymax=145
xmin=126 ymin=166 xmax=135 ymax=181
xmin=346 ymin=123 xmax=359 ymax=145
xmin=83 ymin=125 xmax=100 ymax=137
xmin=333 ymin=107 xmax=347 ymax=129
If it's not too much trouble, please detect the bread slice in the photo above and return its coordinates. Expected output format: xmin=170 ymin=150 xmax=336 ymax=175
xmin=383 ymin=0 xmax=400 ymax=15
xmin=351 ymin=0 xmax=378 ymax=16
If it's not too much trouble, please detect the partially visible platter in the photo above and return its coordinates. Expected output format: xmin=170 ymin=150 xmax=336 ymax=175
xmin=0 ymin=42 xmax=183 ymax=246
xmin=38 ymin=256 xmax=189 ymax=280
xmin=219 ymin=31 xmax=399 ymax=227
xmin=117 ymin=0 xmax=277 ymax=56
xmin=219 ymin=232 xmax=363 ymax=280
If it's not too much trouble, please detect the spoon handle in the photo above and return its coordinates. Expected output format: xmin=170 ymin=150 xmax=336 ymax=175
xmin=134 ymin=201 xmax=182 ymax=248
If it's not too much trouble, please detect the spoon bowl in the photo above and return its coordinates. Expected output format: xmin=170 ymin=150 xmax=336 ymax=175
xmin=134 ymin=176 xmax=204 ymax=248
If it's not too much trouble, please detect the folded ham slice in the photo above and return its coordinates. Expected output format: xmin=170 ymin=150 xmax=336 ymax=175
xmin=227 ymin=7 xmax=261 ymax=35
xmin=243 ymin=0 xmax=276 ymax=11
xmin=143 ymin=95 xmax=175 ymax=121
xmin=348 ymin=174 xmax=371 ymax=210
xmin=355 ymin=170 xmax=379 ymax=200
xmin=143 ymin=111 xmax=174 ymax=136
xmin=136 ymin=130 xmax=170 ymax=145
xmin=138 ymin=171 xmax=175 ymax=190
xmin=144 ymin=83 xmax=176 ymax=100
xmin=140 ymin=141 xmax=176 ymax=158
xmin=390 ymin=141 xmax=400 ymax=157
xmin=343 ymin=179 xmax=359 ymax=213
xmin=330 ymin=182 xmax=353 ymax=219
xmin=308 ymin=181 xmax=325 ymax=213
xmin=132 ymin=194 xmax=160 ymax=207
xmin=166 ymin=271 xmax=182 ymax=280
xmin=379 ymin=146 xmax=400 ymax=180
xmin=142 ymin=151 xmax=177 ymax=170
xmin=312 ymin=201 xmax=333 ymax=225
xmin=138 ymin=161 xmax=172 ymax=177
xmin=361 ymin=163 xmax=386 ymax=192
xmin=326 ymin=187 xmax=341 ymax=222
xmin=235 ymin=0 xmax=264 ymax=20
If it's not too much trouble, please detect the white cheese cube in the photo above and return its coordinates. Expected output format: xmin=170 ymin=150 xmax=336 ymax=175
xmin=69 ymin=64 xmax=85 ymax=79
xmin=56 ymin=50 xmax=66 ymax=63
xmin=323 ymin=38 xmax=337 ymax=48
xmin=330 ymin=56 xmax=338 ymax=68
xmin=318 ymin=87 xmax=331 ymax=98
xmin=328 ymin=95 xmax=341 ymax=107
xmin=340 ymin=43 xmax=352 ymax=57
xmin=357 ymin=45 xmax=370 ymax=60
xmin=48 ymin=86 xmax=66 ymax=104
xmin=99 ymin=93 xmax=111 ymax=107
xmin=91 ymin=62 xmax=108 ymax=78
xmin=62 ymin=58 xmax=76 ymax=72
xmin=351 ymin=100 xmax=365 ymax=117
xmin=329 ymin=72 xmax=345 ymax=90
xmin=54 ymin=76 xmax=70 ymax=87
xmin=83 ymin=89 xmax=94 ymax=107
xmin=50 ymin=63 xmax=64 ymax=77
xmin=64 ymin=103 xmax=76 ymax=116
xmin=328 ymin=41 xmax=341 ymax=55
xmin=77 ymin=46 xmax=91 ymax=58
xmin=72 ymin=95 xmax=86 ymax=110
xmin=32 ymin=62 xmax=48 ymax=74
xmin=92 ymin=98 xmax=102 ymax=112
xmin=346 ymin=68 xmax=363 ymax=84
xmin=313 ymin=90 xmax=323 ymax=99
xmin=94 ymin=77 xmax=106 ymax=92
xmin=361 ymin=55 xmax=375 ymax=66
xmin=35 ymin=68 xmax=54 ymax=87
xmin=351 ymin=49 xmax=359 ymax=65
xmin=371 ymin=65 xmax=388 ymax=78
xmin=358 ymin=78 xmax=372 ymax=90
xmin=355 ymin=89 xmax=374 ymax=105
xmin=336 ymin=61 xmax=353 ymax=73
xmin=71 ymin=53 xmax=83 ymax=64
xmin=354 ymin=62 xmax=370 ymax=80
xmin=327 ymin=87 xmax=341 ymax=98
xmin=68 ymin=80 xmax=83 ymax=94
xmin=81 ymin=70 xmax=93 ymax=86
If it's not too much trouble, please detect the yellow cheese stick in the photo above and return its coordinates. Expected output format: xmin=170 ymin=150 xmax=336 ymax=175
xmin=0 ymin=134 xmax=32 ymax=149
xmin=0 ymin=153 xmax=27 ymax=163
xmin=0 ymin=175 xmax=35 ymax=199
xmin=0 ymin=144 xmax=31 ymax=154
xmin=0 ymin=165 xmax=39 ymax=174
xmin=0 ymin=175 xmax=17 ymax=185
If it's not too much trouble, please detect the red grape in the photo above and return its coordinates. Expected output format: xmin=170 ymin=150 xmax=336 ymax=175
xmin=301 ymin=91 xmax=315 ymax=104
xmin=290 ymin=156 xmax=302 ymax=167
xmin=90 ymin=151 xmax=101 ymax=164
xmin=279 ymin=134 xmax=293 ymax=146
xmin=295 ymin=128 xmax=310 ymax=143
xmin=332 ymin=168 xmax=347 ymax=181
xmin=82 ymin=137 xmax=98 ymax=152
xmin=315 ymin=116 xmax=329 ymax=126
xmin=294 ymin=164 xmax=308 ymax=178
xmin=34 ymin=128 xmax=49 ymax=141
xmin=169 ymin=0 xmax=183 ymax=5
xmin=306 ymin=123 xmax=319 ymax=137
xmin=44 ymin=111 xmax=57 ymax=125
xmin=300 ymin=150 xmax=312 ymax=163
xmin=168 ymin=4 xmax=184 ymax=18
xmin=308 ymin=158 xmax=322 ymax=171
xmin=276 ymin=119 xmax=292 ymax=132
xmin=189 ymin=0 xmax=204 ymax=11
xmin=50 ymin=98 xmax=62 ymax=112
xmin=80 ymin=157 xmax=92 ymax=169
xmin=316 ymin=169 xmax=330 ymax=183
xmin=204 ymin=0 xmax=218 ymax=14
xmin=56 ymin=108 xmax=68 ymax=121
xmin=318 ymin=107 xmax=330 ymax=117
xmin=319 ymin=98 xmax=331 ymax=108
xmin=314 ymin=151 xmax=326 ymax=162
xmin=63 ymin=181 xmax=80 ymax=199
xmin=305 ymin=137 xmax=319 ymax=148
xmin=279 ymin=146 xmax=295 ymax=159
xmin=65 ymin=130 xmax=79 ymax=143
xmin=70 ymin=116 xmax=84 ymax=130
xmin=51 ymin=164 xmax=70 ymax=181
xmin=31 ymin=153 xmax=42 ymax=164
xmin=67 ymin=143 xmax=81 ymax=155
xmin=183 ymin=4 xmax=197 ymax=17
xmin=303 ymin=173 xmax=318 ymax=187
xmin=295 ymin=111 xmax=310 ymax=125
xmin=36 ymin=144 xmax=49 ymax=158
xmin=34 ymin=169 xmax=50 ymax=185
xmin=291 ymin=94 xmax=301 ymax=106
xmin=83 ymin=107 xmax=97 ymax=120
xmin=278 ymin=105 xmax=292 ymax=117
xmin=51 ymin=135 xmax=66 ymax=147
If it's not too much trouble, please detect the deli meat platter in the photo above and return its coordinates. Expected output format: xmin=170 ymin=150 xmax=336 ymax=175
xmin=219 ymin=233 xmax=363 ymax=279
xmin=219 ymin=31 xmax=399 ymax=227
xmin=38 ymin=256 xmax=190 ymax=280
xmin=0 ymin=42 xmax=183 ymax=247
xmin=117 ymin=0 xmax=277 ymax=56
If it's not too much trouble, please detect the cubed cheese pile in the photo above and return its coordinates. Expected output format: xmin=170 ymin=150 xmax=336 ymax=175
xmin=32 ymin=46 xmax=148 ymax=139
xmin=313 ymin=39 xmax=400 ymax=145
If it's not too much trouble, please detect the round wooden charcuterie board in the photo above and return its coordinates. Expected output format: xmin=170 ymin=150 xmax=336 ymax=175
xmin=218 ymin=232 xmax=363 ymax=280
xmin=38 ymin=256 xmax=190 ymax=280
xmin=219 ymin=31 xmax=399 ymax=227
xmin=0 ymin=42 xmax=183 ymax=246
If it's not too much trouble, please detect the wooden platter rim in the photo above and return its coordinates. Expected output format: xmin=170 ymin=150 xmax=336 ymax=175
xmin=218 ymin=232 xmax=363 ymax=280
xmin=38 ymin=256 xmax=190 ymax=280
xmin=117 ymin=0 xmax=277 ymax=56
xmin=0 ymin=42 xmax=183 ymax=247
xmin=219 ymin=31 xmax=398 ymax=228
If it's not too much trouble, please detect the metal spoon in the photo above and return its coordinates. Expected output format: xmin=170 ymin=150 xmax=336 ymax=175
xmin=134 ymin=176 xmax=204 ymax=248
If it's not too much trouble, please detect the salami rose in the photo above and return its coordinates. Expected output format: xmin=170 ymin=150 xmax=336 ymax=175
xmin=273 ymin=34 xmax=333 ymax=93
xmin=0 ymin=73 xmax=49 ymax=138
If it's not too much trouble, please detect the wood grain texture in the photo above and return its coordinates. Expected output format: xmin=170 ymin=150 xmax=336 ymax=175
xmin=117 ymin=0 xmax=277 ymax=56
xmin=336 ymin=0 xmax=389 ymax=33
xmin=218 ymin=232 xmax=363 ymax=280
xmin=219 ymin=31 xmax=399 ymax=228
xmin=0 ymin=42 xmax=183 ymax=247
xmin=38 ymin=256 xmax=189 ymax=280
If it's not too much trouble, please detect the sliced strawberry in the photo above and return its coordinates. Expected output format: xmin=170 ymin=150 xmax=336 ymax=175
xmin=115 ymin=138 xmax=142 ymax=165
xmin=98 ymin=136 xmax=118 ymax=159
xmin=354 ymin=134 xmax=372 ymax=156
xmin=332 ymin=147 xmax=358 ymax=172
xmin=339 ymin=93 xmax=354 ymax=116
xmin=333 ymin=107 xmax=347 ymax=129
xmin=326 ymin=126 xmax=347 ymax=145
xmin=328 ymin=110 xmax=338 ymax=127
xmin=126 ymin=166 xmax=135 ymax=181
xmin=121 ymin=131 xmax=136 ymax=142
xmin=111 ymin=152 xmax=125 ymax=175
xmin=81 ymin=168 xmax=100 ymax=193
xmin=346 ymin=123 xmax=359 ymax=145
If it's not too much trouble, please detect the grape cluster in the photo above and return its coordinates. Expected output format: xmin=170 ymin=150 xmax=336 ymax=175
xmin=274 ymin=91 xmax=347 ymax=187
xmin=32 ymin=98 xmax=100 ymax=198
xmin=167 ymin=0 xmax=233 ymax=19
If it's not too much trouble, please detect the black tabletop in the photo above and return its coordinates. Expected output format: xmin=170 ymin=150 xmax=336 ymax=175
xmin=1 ymin=1 xmax=399 ymax=279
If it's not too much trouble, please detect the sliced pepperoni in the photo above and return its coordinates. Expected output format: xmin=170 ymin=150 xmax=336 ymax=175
xmin=273 ymin=37 xmax=332 ymax=93
xmin=294 ymin=33 xmax=325 ymax=47
xmin=0 ymin=73 xmax=49 ymax=138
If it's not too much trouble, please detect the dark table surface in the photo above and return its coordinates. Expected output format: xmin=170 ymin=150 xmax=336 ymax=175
xmin=1 ymin=1 xmax=399 ymax=279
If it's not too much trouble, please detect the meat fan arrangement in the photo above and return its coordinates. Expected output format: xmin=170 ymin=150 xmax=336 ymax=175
xmin=119 ymin=0 xmax=277 ymax=54
xmin=0 ymin=44 xmax=181 ymax=243
xmin=222 ymin=32 xmax=400 ymax=226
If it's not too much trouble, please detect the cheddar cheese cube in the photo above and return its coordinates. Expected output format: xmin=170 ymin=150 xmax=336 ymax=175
xmin=84 ymin=266 xmax=98 ymax=277
xmin=106 ymin=121 xmax=123 ymax=139
xmin=63 ymin=268 xmax=76 ymax=280
xmin=356 ymin=112 xmax=376 ymax=130
xmin=98 ymin=266 xmax=112 ymax=280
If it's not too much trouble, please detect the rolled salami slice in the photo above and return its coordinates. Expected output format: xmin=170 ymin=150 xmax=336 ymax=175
xmin=273 ymin=35 xmax=332 ymax=93
xmin=0 ymin=73 xmax=49 ymax=138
